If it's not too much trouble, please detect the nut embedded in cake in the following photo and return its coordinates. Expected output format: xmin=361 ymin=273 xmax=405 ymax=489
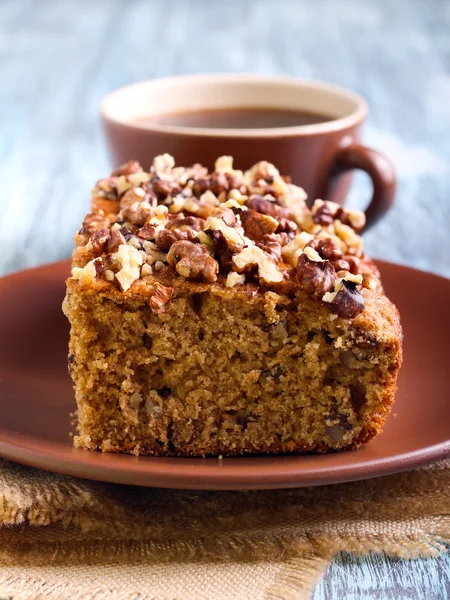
xmin=63 ymin=154 xmax=402 ymax=456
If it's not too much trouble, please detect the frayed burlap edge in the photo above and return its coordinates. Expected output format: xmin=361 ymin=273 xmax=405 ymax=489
xmin=0 ymin=458 xmax=449 ymax=599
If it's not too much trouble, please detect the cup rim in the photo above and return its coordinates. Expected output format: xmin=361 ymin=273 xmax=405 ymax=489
xmin=100 ymin=73 xmax=368 ymax=138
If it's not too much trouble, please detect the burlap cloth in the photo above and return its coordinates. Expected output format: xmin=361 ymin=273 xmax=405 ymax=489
xmin=1 ymin=457 xmax=449 ymax=600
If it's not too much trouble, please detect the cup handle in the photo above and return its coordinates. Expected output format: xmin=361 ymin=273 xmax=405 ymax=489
xmin=327 ymin=144 xmax=396 ymax=230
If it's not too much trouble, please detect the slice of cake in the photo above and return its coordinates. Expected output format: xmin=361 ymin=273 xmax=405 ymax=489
xmin=63 ymin=155 xmax=402 ymax=456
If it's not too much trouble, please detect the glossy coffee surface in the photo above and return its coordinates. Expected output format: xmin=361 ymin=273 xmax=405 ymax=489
xmin=1 ymin=260 xmax=447 ymax=490
xmin=135 ymin=107 xmax=333 ymax=129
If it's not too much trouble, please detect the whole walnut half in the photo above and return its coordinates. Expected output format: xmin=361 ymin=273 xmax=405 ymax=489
xmin=167 ymin=240 xmax=218 ymax=282
xmin=296 ymin=253 xmax=337 ymax=299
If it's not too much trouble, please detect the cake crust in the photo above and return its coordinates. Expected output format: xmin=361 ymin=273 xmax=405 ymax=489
xmin=63 ymin=155 xmax=402 ymax=456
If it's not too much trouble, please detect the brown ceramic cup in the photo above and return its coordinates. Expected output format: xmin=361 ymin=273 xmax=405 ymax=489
xmin=100 ymin=74 xmax=396 ymax=229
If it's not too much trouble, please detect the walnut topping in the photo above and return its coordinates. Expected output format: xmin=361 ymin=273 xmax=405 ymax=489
xmin=167 ymin=240 xmax=218 ymax=282
xmin=111 ymin=244 xmax=143 ymax=291
xmin=240 ymin=209 xmax=279 ymax=242
xmin=232 ymin=246 xmax=283 ymax=284
xmin=296 ymin=253 xmax=336 ymax=298
xmin=77 ymin=154 xmax=373 ymax=318
xmin=150 ymin=283 xmax=175 ymax=313
xmin=225 ymin=272 xmax=246 ymax=288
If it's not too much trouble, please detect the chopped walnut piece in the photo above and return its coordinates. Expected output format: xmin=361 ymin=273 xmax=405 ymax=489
xmin=168 ymin=215 xmax=205 ymax=231
xmin=332 ymin=258 xmax=351 ymax=272
xmin=150 ymin=283 xmax=175 ymax=313
xmin=208 ymin=171 xmax=229 ymax=195
xmin=110 ymin=244 xmax=143 ymax=292
xmin=228 ymin=189 xmax=248 ymax=204
xmin=232 ymin=246 xmax=283 ymax=284
xmin=211 ymin=206 xmax=237 ymax=227
xmin=240 ymin=209 xmax=279 ymax=242
xmin=89 ymin=228 xmax=111 ymax=256
xmin=111 ymin=160 xmax=142 ymax=177
xmin=122 ymin=201 xmax=153 ymax=227
xmin=346 ymin=209 xmax=366 ymax=231
xmin=246 ymin=195 xmax=294 ymax=221
xmin=362 ymin=272 xmax=379 ymax=291
xmin=322 ymin=278 xmax=365 ymax=318
xmin=281 ymin=232 xmax=315 ymax=266
xmin=141 ymin=263 xmax=153 ymax=277
xmin=312 ymin=202 xmax=335 ymax=226
xmin=214 ymin=155 xmax=241 ymax=174
xmin=78 ymin=212 xmax=110 ymax=237
xmin=120 ymin=186 xmax=147 ymax=209
xmin=307 ymin=237 xmax=342 ymax=261
xmin=211 ymin=229 xmax=244 ymax=271
xmin=155 ymin=228 xmax=196 ymax=251
xmin=225 ymin=272 xmax=246 ymax=288
xmin=167 ymin=240 xmax=218 ymax=282
xmin=344 ymin=255 xmax=360 ymax=275
xmin=71 ymin=259 xmax=97 ymax=285
xmin=302 ymin=246 xmax=323 ymax=262
xmin=152 ymin=154 xmax=175 ymax=180
xmin=152 ymin=178 xmax=182 ymax=199
xmin=244 ymin=161 xmax=280 ymax=185
xmin=296 ymin=253 xmax=336 ymax=298
xmin=108 ymin=228 xmax=126 ymax=253
xmin=142 ymin=241 xmax=168 ymax=264
xmin=128 ymin=171 xmax=151 ymax=187
xmin=183 ymin=197 xmax=216 ymax=219
xmin=204 ymin=216 xmax=246 ymax=246
xmin=257 ymin=234 xmax=282 ymax=263
xmin=334 ymin=219 xmax=363 ymax=255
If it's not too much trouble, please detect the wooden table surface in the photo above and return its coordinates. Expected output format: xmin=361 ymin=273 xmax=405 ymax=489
xmin=0 ymin=0 xmax=449 ymax=597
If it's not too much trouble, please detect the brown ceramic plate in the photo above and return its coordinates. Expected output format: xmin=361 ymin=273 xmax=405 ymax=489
xmin=0 ymin=260 xmax=449 ymax=490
